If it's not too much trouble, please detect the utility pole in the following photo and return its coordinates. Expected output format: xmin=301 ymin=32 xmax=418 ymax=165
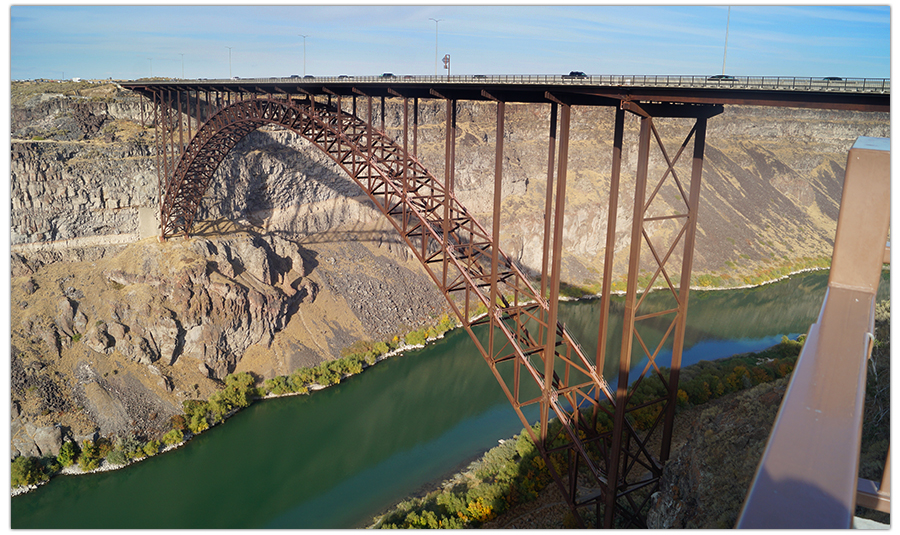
xmin=429 ymin=18 xmax=443 ymax=76
xmin=226 ymin=46 xmax=232 ymax=78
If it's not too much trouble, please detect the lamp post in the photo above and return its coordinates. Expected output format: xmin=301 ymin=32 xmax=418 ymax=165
xmin=180 ymin=53 xmax=184 ymax=79
xmin=226 ymin=46 xmax=232 ymax=78
xmin=429 ymin=18 xmax=442 ymax=76
xmin=722 ymin=7 xmax=730 ymax=75
xmin=298 ymin=34 xmax=308 ymax=76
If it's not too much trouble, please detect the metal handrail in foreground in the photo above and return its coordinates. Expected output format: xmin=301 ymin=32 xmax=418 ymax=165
xmin=737 ymin=137 xmax=891 ymax=528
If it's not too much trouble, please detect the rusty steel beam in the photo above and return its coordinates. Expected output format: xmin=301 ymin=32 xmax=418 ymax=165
xmin=605 ymin=113 xmax=653 ymax=528
xmin=596 ymin=106 xmax=624 ymax=379
xmin=541 ymin=102 xmax=570 ymax=442
xmin=540 ymin=102 xmax=558 ymax=302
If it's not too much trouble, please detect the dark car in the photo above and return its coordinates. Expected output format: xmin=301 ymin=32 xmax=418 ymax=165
xmin=303 ymin=75 xmax=314 ymax=79
xmin=823 ymin=76 xmax=843 ymax=81
xmin=563 ymin=71 xmax=587 ymax=79
xmin=338 ymin=74 xmax=350 ymax=79
xmin=707 ymin=74 xmax=736 ymax=80
xmin=380 ymin=72 xmax=396 ymax=78
xmin=289 ymin=74 xmax=300 ymax=78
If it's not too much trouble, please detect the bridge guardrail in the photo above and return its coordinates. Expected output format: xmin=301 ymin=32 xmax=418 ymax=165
xmin=737 ymin=136 xmax=891 ymax=528
xmin=170 ymin=75 xmax=889 ymax=94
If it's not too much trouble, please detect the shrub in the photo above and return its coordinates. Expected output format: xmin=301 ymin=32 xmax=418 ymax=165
xmin=11 ymin=456 xmax=48 ymax=487
xmin=169 ymin=414 xmax=187 ymax=432
xmin=162 ymin=429 xmax=184 ymax=446
xmin=77 ymin=440 xmax=102 ymax=472
xmin=189 ymin=413 xmax=210 ymax=433
xmin=405 ymin=330 xmax=427 ymax=346
xmin=57 ymin=440 xmax=79 ymax=468
xmin=143 ymin=440 xmax=161 ymax=457
xmin=116 ymin=433 xmax=144 ymax=460
xmin=182 ymin=399 xmax=209 ymax=421
xmin=106 ymin=449 xmax=127 ymax=466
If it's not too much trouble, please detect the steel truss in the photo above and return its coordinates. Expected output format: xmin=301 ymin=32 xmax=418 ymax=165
xmin=144 ymin=86 xmax=721 ymax=528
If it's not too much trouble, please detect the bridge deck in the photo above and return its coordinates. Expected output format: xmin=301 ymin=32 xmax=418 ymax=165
xmin=122 ymin=74 xmax=889 ymax=112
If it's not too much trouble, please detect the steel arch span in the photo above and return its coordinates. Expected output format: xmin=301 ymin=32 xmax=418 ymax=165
xmin=157 ymin=95 xmax=618 ymax=521
xmin=135 ymin=86 xmax=720 ymax=528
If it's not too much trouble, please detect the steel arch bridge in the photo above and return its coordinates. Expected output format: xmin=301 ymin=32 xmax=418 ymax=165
xmin=121 ymin=78 xmax=886 ymax=528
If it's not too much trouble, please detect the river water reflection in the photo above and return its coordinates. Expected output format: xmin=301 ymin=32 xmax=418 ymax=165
xmin=11 ymin=270 xmax=889 ymax=528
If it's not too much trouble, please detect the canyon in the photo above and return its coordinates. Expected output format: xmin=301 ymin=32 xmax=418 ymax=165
xmin=9 ymin=80 xmax=889 ymax=459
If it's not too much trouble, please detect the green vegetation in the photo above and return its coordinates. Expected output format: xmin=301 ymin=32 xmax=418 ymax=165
xmin=258 ymin=314 xmax=458 ymax=399
xmin=56 ymin=441 xmax=79 ymax=468
xmin=376 ymin=426 xmax=555 ymax=528
xmin=373 ymin=336 xmax=805 ymax=528
xmin=11 ymin=456 xmax=51 ymax=487
xmin=162 ymin=429 xmax=184 ymax=447
xmin=77 ymin=440 xmax=103 ymax=472
xmin=693 ymin=255 xmax=831 ymax=288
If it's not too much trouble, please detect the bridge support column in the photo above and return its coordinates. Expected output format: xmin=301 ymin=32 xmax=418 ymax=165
xmin=540 ymin=102 xmax=558 ymax=302
xmin=600 ymin=102 xmax=719 ymax=527
xmin=605 ymin=113 xmax=653 ymax=528
xmin=596 ymin=106 xmax=625 ymax=388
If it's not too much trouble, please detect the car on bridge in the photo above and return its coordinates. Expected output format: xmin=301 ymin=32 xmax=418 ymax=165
xmin=563 ymin=71 xmax=588 ymax=79
xmin=380 ymin=72 xmax=396 ymax=78
xmin=707 ymin=74 xmax=736 ymax=80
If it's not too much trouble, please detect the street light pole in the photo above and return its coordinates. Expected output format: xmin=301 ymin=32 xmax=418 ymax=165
xmin=722 ymin=6 xmax=731 ymax=75
xmin=226 ymin=46 xmax=232 ymax=78
xmin=429 ymin=18 xmax=442 ymax=76
xmin=298 ymin=34 xmax=308 ymax=76
xmin=180 ymin=53 xmax=185 ymax=79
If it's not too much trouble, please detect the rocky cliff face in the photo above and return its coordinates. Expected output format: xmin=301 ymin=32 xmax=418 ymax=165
xmin=8 ymin=81 xmax=889 ymax=457
xmin=12 ymin=86 xmax=889 ymax=285
xmin=645 ymin=379 xmax=788 ymax=528
xmin=10 ymin=228 xmax=448 ymax=458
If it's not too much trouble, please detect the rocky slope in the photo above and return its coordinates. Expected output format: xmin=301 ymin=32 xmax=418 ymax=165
xmin=10 ymin=227 xmax=448 ymax=458
xmin=8 ymin=81 xmax=889 ymax=459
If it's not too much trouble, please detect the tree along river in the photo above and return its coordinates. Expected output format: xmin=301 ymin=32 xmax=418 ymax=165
xmin=11 ymin=270 xmax=889 ymax=529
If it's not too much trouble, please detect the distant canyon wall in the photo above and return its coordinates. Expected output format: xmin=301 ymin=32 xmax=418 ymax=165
xmin=11 ymin=86 xmax=889 ymax=286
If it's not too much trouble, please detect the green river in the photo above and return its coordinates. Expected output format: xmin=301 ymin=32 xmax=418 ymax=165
xmin=10 ymin=270 xmax=889 ymax=528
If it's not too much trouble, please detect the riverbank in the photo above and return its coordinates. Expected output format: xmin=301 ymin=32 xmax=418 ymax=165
xmin=10 ymin=325 xmax=455 ymax=498
xmin=558 ymin=266 xmax=831 ymax=303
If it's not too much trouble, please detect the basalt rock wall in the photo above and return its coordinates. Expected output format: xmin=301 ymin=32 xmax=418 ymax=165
xmin=11 ymin=85 xmax=889 ymax=288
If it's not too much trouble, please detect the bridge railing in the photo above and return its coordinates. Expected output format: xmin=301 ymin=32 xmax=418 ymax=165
xmin=737 ymin=137 xmax=891 ymax=528
xmin=186 ymin=75 xmax=890 ymax=94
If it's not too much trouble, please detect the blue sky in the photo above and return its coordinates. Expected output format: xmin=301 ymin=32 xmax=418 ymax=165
xmin=8 ymin=4 xmax=891 ymax=80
